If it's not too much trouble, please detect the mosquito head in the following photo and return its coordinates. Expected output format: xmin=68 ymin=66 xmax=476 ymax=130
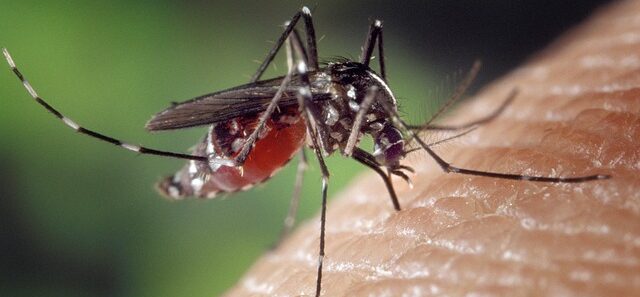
xmin=372 ymin=121 xmax=405 ymax=168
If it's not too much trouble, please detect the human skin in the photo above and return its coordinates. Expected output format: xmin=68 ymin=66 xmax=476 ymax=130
xmin=225 ymin=1 xmax=640 ymax=296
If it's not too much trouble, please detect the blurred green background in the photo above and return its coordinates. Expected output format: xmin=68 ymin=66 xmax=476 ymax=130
xmin=0 ymin=1 xmax=611 ymax=296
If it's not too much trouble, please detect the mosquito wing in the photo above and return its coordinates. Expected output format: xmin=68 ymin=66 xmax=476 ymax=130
xmin=145 ymin=75 xmax=331 ymax=131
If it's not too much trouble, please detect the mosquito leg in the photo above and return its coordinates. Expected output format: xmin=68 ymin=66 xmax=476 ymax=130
xmin=343 ymin=86 xmax=378 ymax=157
xmin=360 ymin=20 xmax=387 ymax=80
xmin=289 ymin=58 xmax=331 ymax=297
xmin=288 ymin=39 xmax=332 ymax=288
xmin=377 ymin=95 xmax=611 ymax=183
xmin=251 ymin=11 xmax=301 ymax=82
xmin=267 ymin=30 xmax=311 ymax=248
xmin=231 ymin=29 xmax=316 ymax=169
xmin=275 ymin=149 xmax=307 ymax=246
xmin=227 ymin=65 xmax=296 ymax=168
xmin=230 ymin=8 xmax=320 ymax=168
xmin=207 ymin=33 xmax=301 ymax=169
xmin=360 ymin=20 xmax=378 ymax=66
xmin=377 ymin=22 xmax=386 ymax=81
xmin=300 ymin=7 xmax=319 ymax=71
xmin=306 ymin=112 xmax=329 ymax=297
xmin=311 ymin=138 xmax=329 ymax=297
xmin=284 ymin=21 xmax=310 ymax=72
xmin=295 ymin=62 xmax=332 ymax=155
xmin=297 ymin=84 xmax=330 ymax=297
xmin=352 ymin=148 xmax=401 ymax=211
xmin=284 ymin=14 xmax=331 ymax=155
xmin=285 ymin=149 xmax=308 ymax=234
xmin=408 ymin=88 xmax=518 ymax=131
xmin=294 ymin=63 xmax=330 ymax=184
xmin=287 ymin=26 xmax=309 ymax=67
xmin=252 ymin=6 xmax=319 ymax=82
xmin=2 ymin=48 xmax=207 ymax=162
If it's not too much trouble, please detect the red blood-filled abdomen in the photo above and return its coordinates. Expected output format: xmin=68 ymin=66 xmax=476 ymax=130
xmin=157 ymin=108 xmax=306 ymax=199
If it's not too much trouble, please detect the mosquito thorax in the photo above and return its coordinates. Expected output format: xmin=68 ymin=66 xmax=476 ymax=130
xmin=318 ymin=61 xmax=404 ymax=167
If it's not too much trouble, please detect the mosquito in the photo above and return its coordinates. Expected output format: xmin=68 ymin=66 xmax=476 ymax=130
xmin=3 ymin=6 xmax=610 ymax=296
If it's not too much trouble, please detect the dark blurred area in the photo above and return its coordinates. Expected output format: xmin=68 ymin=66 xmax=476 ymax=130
xmin=0 ymin=1 xmax=613 ymax=296
xmin=374 ymin=1 xmax=611 ymax=85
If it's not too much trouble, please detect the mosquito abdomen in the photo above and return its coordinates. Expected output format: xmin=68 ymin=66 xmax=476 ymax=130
xmin=158 ymin=109 xmax=306 ymax=199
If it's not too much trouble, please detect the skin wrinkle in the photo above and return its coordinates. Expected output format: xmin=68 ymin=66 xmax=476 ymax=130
xmin=225 ymin=1 xmax=640 ymax=296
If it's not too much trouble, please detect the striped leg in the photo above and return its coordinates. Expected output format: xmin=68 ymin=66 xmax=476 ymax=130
xmin=273 ymin=29 xmax=311 ymax=246
xmin=214 ymin=6 xmax=322 ymax=168
xmin=360 ymin=19 xmax=387 ymax=81
xmin=292 ymin=60 xmax=331 ymax=297
xmin=3 ymin=48 xmax=206 ymax=162
xmin=274 ymin=148 xmax=307 ymax=247
xmin=372 ymin=84 xmax=611 ymax=183
xmin=359 ymin=22 xmax=512 ymax=135
xmin=251 ymin=6 xmax=319 ymax=82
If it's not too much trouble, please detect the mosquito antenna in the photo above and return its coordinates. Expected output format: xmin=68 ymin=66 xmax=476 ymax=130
xmin=403 ymin=126 xmax=479 ymax=155
xmin=3 ymin=48 xmax=207 ymax=162
xmin=403 ymin=61 xmax=481 ymax=148
xmin=377 ymin=91 xmax=610 ymax=183
xmin=424 ymin=60 xmax=481 ymax=127
xmin=412 ymin=88 xmax=518 ymax=131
